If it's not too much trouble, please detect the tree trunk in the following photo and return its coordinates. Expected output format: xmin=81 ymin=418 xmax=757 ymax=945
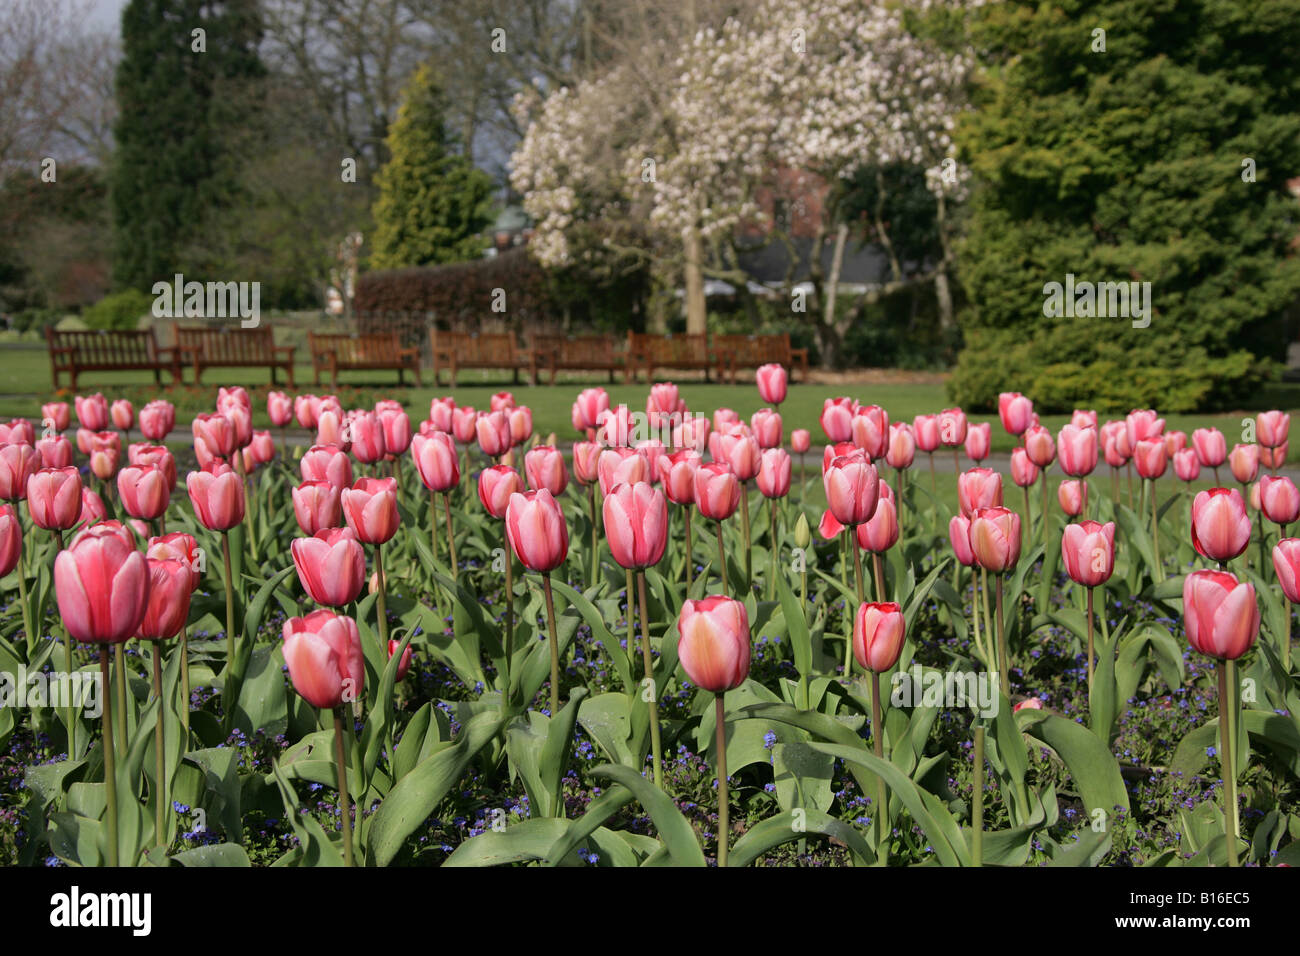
xmin=683 ymin=219 xmax=707 ymax=334
xmin=823 ymin=221 xmax=849 ymax=335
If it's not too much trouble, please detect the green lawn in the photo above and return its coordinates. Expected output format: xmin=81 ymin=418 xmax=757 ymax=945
xmin=4 ymin=343 xmax=1299 ymax=455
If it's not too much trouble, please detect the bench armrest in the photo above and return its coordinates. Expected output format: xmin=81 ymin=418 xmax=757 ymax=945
xmin=274 ymin=345 xmax=296 ymax=357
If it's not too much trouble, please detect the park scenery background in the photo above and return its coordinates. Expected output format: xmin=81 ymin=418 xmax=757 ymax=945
xmin=0 ymin=0 xmax=1299 ymax=871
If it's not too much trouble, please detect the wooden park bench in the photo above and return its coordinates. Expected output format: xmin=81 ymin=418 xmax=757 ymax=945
xmin=712 ymin=333 xmax=810 ymax=384
xmin=627 ymin=332 xmax=715 ymax=382
xmin=308 ymin=332 xmax=420 ymax=388
xmin=429 ymin=330 xmax=537 ymax=387
xmin=531 ymin=334 xmax=631 ymax=384
xmin=46 ymin=327 xmax=186 ymax=391
xmin=173 ymin=324 xmax=296 ymax=387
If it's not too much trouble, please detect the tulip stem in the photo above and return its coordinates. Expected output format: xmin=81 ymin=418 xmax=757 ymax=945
xmin=1086 ymin=586 xmax=1095 ymax=692
xmin=333 ymin=707 xmax=354 ymax=867
xmin=928 ymin=452 xmax=936 ymax=497
xmin=1022 ymin=485 xmax=1031 ymax=535
xmin=980 ymin=567 xmax=994 ymax=674
xmin=870 ymin=669 xmax=888 ymax=856
xmin=114 ymin=642 xmax=128 ymax=745
xmin=503 ymin=528 xmax=514 ymax=701
xmin=626 ymin=568 xmax=637 ymax=681
xmin=715 ymin=521 xmax=728 ymax=599
xmin=100 ymin=646 xmax=119 ymax=867
xmin=995 ymin=574 xmax=1008 ymax=696
xmin=1126 ymin=462 xmax=1134 ymax=509
xmin=846 ymin=537 xmax=865 ymax=677
xmin=715 ymin=691 xmax=729 ymax=867
xmin=767 ymin=497 xmax=778 ymax=603
xmin=14 ymin=543 xmax=33 ymax=651
xmin=1217 ymin=660 xmax=1239 ymax=867
xmin=684 ymin=506 xmax=695 ymax=594
xmin=542 ymin=575 xmax=561 ymax=718
xmin=873 ymin=552 xmax=885 ymax=604
xmin=1041 ymin=471 xmax=1049 ymax=552
xmin=895 ymin=468 xmax=905 ymax=542
xmin=374 ymin=542 xmax=389 ymax=649
xmin=152 ymin=645 xmax=167 ymax=848
xmin=970 ymin=569 xmax=986 ymax=669
xmin=637 ymin=572 xmax=663 ymax=789
xmin=53 ymin=529 xmax=76 ymax=756
xmin=954 ymin=447 xmax=961 ymax=476
xmin=442 ymin=493 xmax=458 ymax=581
xmin=1149 ymin=479 xmax=1163 ymax=582
xmin=221 ymin=531 xmax=235 ymax=673
xmin=740 ymin=482 xmax=752 ymax=590
xmin=181 ymin=626 xmax=190 ymax=738
xmin=589 ymin=484 xmax=599 ymax=588
xmin=972 ymin=722 xmax=984 ymax=866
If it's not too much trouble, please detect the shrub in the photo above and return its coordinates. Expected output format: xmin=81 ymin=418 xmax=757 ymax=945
xmin=81 ymin=289 xmax=154 ymax=330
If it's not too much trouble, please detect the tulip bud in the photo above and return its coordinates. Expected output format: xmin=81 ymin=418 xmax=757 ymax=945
xmin=1010 ymin=448 xmax=1038 ymax=488
xmin=1229 ymin=443 xmax=1259 ymax=484
xmin=997 ymin=392 xmax=1033 ymax=436
xmin=853 ymin=601 xmax=906 ymax=673
xmin=964 ymin=422 xmax=991 ymax=463
xmin=525 ymin=445 xmax=569 ymax=497
xmin=756 ymin=363 xmax=788 ymax=406
xmin=794 ymin=512 xmax=811 ymax=550
xmin=1057 ymin=479 xmax=1087 ymax=518
xmin=0 ymin=504 xmax=21 ymax=577
xmin=388 ymin=639 xmax=414 ymax=680
xmin=791 ymin=429 xmax=811 ymax=454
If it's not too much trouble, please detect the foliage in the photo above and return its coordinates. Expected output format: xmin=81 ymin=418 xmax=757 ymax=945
xmin=81 ymin=289 xmax=154 ymax=330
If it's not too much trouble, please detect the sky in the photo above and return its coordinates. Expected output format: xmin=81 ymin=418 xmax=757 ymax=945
xmin=88 ymin=0 xmax=126 ymax=30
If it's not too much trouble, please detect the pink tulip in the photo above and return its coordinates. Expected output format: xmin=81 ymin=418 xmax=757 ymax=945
xmin=129 ymin=444 xmax=176 ymax=490
xmin=957 ymin=467 xmax=1003 ymax=519
xmin=89 ymin=435 xmax=119 ymax=481
xmin=1229 ymin=444 xmax=1259 ymax=484
xmin=249 ymin=431 xmax=275 ymax=466
xmin=187 ymin=468 xmax=246 ymax=531
xmin=505 ymin=489 xmax=569 ymax=572
xmin=969 ymin=506 xmax=1022 ymax=573
xmin=373 ymin=403 xmax=411 ymax=457
xmin=1057 ymin=424 xmax=1098 ymax=477
xmin=1191 ymin=488 xmax=1250 ymax=562
xmin=938 ymin=408 xmax=967 ymax=447
xmin=1174 ymin=448 xmax=1201 ymax=483
xmin=117 ymin=464 xmax=170 ymax=520
xmin=292 ymin=480 xmax=342 ymax=535
xmin=717 ymin=426 xmax=761 ymax=482
xmin=265 ymin=391 xmax=292 ymax=428
xmin=35 ymin=435 xmax=72 ymax=469
xmin=791 ymin=429 xmax=811 ymax=454
xmin=853 ymin=602 xmax=906 ymax=673
xmin=1183 ymin=570 xmax=1260 ymax=661
xmin=756 ymin=448 xmax=792 ymax=499
xmin=574 ymin=389 xmax=610 ymax=433
xmin=824 ymin=455 xmax=880 ymax=527
xmin=410 ymin=432 xmax=459 ymax=493
xmin=1101 ymin=421 xmax=1130 ymax=467
xmin=598 ymin=446 xmax=648 ymax=496
xmin=42 ymin=402 xmax=70 ymax=433
xmin=0 ymin=442 xmax=42 ymax=500
xmin=820 ymin=398 xmax=855 ymax=442
xmin=217 ymin=386 xmax=250 ymax=411
xmin=756 ymin=363 xmax=788 ymax=405
xmin=694 ymin=462 xmax=741 ymax=521
xmin=1057 ymin=479 xmax=1087 ymax=518
xmin=294 ymin=394 xmax=321 ymax=429
xmin=852 ymin=406 xmax=890 ymax=460
xmin=949 ymin=515 xmax=975 ymax=566
xmin=428 ymin=397 xmax=455 ymax=433
xmin=476 ymin=410 xmax=512 ymax=458
xmin=301 ymin=444 xmax=354 ymax=490
xmin=572 ymin=441 xmax=602 ymax=486
xmin=111 ymin=399 xmax=134 ymax=432
xmin=604 ymin=481 xmax=668 ymax=569
xmin=490 ymin=391 xmax=515 ymax=412
xmin=964 ymin=422 xmax=991 ymax=463
xmin=0 ymin=419 xmax=34 ymax=445
xmin=450 ymin=406 xmax=477 ymax=444
xmin=282 ymin=609 xmax=365 ymax=709
xmin=1164 ymin=430 xmax=1187 ymax=458
xmin=855 ymin=482 xmax=898 ymax=553
xmin=1125 ymin=409 xmax=1165 ymax=448
xmin=505 ymin=406 xmax=531 ymax=446
xmin=677 ymin=596 xmax=751 ymax=692
xmin=1262 ymin=442 xmax=1288 ymax=470
xmin=1071 ymin=409 xmax=1098 ymax=429
xmin=1024 ymin=425 xmax=1056 ymax=469
xmin=78 ymin=488 xmax=107 ymax=526
xmin=1134 ymin=438 xmax=1167 ymax=480
xmin=886 ymin=423 xmax=916 ymax=469
xmin=673 ymin=415 xmax=710 ymax=453
xmin=292 ymin=527 xmax=366 ymax=607
xmin=1271 ymin=538 xmax=1300 ymax=604
xmin=75 ymin=393 xmax=108 ymax=431
xmin=1259 ymin=476 xmax=1300 ymax=526
xmin=345 ymin=411 xmax=385 ymax=465
xmin=635 ymin=440 xmax=666 ymax=480
xmin=389 ymin=639 xmax=414 ymax=680
xmin=1192 ymin=428 xmax=1227 ymax=468
xmin=54 ymin=522 xmax=150 ymax=643
xmin=751 ymin=409 xmax=783 ymax=450
xmin=823 ymin=442 xmax=858 ymax=474
xmin=341 ymin=477 xmax=399 ymax=545
xmin=315 ymin=406 xmax=349 ymax=451
xmin=136 ymin=558 xmax=192 ymax=640
xmin=1257 ymin=411 xmax=1290 ymax=449
xmin=912 ymin=414 xmax=941 ymax=453
xmin=525 ymin=445 xmax=569 ymax=497
xmin=659 ymin=449 xmax=701 ymax=504
xmin=998 ymin=392 xmax=1034 ymax=436
xmin=27 ymin=467 xmax=83 ymax=531
xmin=649 ymin=382 xmax=680 ymax=415
xmin=1010 ymin=448 xmax=1039 ymax=488
xmin=599 ymin=405 xmax=635 ymax=447
xmin=192 ymin=412 xmax=236 ymax=459
xmin=712 ymin=408 xmax=740 ymax=434
xmin=0 ymin=504 xmax=20 ymax=577
xmin=478 ymin=464 xmax=524 ymax=519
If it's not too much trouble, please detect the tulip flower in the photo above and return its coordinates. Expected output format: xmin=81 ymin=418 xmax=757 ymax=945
xmin=508 ymin=406 xmax=533 ymax=447
xmin=0 ymin=420 xmax=34 ymax=445
xmin=187 ymin=465 xmax=245 ymax=669
xmin=958 ymin=467 xmax=1003 ymax=519
xmin=479 ymin=464 xmax=524 ymax=519
xmin=856 ymin=481 xmax=898 ymax=558
xmin=852 ymin=406 xmax=890 ymax=461
xmin=677 ymin=594 xmax=750 ymax=864
xmin=598 ymin=446 xmax=648 ymax=496
xmin=1057 ymin=479 xmax=1087 ymax=518
xmin=1259 ymin=476 xmax=1300 ymax=529
xmin=1174 ymin=448 xmax=1200 ymax=483
xmin=939 ymin=407 xmax=967 ymax=448
xmin=27 ymin=467 xmax=82 ymax=532
xmin=388 ymin=638 xmax=413 ymax=681
xmin=0 ymin=442 xmax=42 ymax=501
xmin=301 ymin=443 xmax=354 ymax=490
xmin=964 ymin=422 xmax=991 ymax=463
xmin=1010 ymin=448 xmax=1038 ymax=489
xmin=823 ymin=441 xmax=857 ymax=475
xmin=78 ymin=487 xmax=107 ymax=526
xmin=75 ymin=393 xmax=109 ymax=431
xmin=282 ymin=608 xmax=365 ymax=865
xmin=1061 ymin=519 xmax=1116 ymax=687
xmin=756 ymin=363 xmax=788 ymax=406
xmin=635 ymin=439 xmax=666 ymax=480
xmin=751 ymin=409 xmax=783 ymax=450
xmin=110 ymin=400 xmax=134 ymax=436
xmin=292 ymin=479 xmax=342 ymax=535
xmin=1229 ymin=443 xmax=1259 ymax=486
xmin=519 ymin=445 xmax=566 ymax=499
xmin=1261 ymin=442 xmax=1288 ymax=471
xmin=969 ymin=505 xmax=1020 ymax=690
xmin=1072 ymin=410 xmax=1098 ymax=429
xmin=673 ymin=414 xmax=710 ymax=454
xmin=853 ymin=601 xmax=905 ymax=674
xmin=657 ymin=449 xmax=702 ymax=590
xmin=505 ymin=488 xmax=569 ymax=713
xmin=88 ymin=434 xmax=119 ymax=482
xmin=573 ymin=388 xmax=610 ymax=437
xmin=1057 ymin=424 xmax=1098 ymax=478
xmin=823 ymin=454 xmax=879 ymax=528
xmin=791 ymin=429 xmax=811 ymax=454
xmin=949 ymin=514 xmax=975 ymax=568
xmin=42 ymin=401 xmax=70 ymax=433
xmin=375 ymin=402 xmax=412 ymax=459
xmin=648 ymin=382 xmax=680 ymax=415
xmin=1183 ymin=567 xmax=1261 ymax=867
xmin=138 ymin=557 xmax=192 ymax=641
xmin=998 ymin=392 xmax=1034 ymax=437
xmin=1192 ymin=427 xmax=1228 ymax=477
xmin=756 ymin=447 xmax=791 ymax=501
xmin=35 ymin=435 xmax=72 ymax=469
xmin=117 ymin=463 xmax=170 ymax=522
xmin=0 ymin=503 xmax=27 ymax=640
xmin=1272 ymin=538 xmax=1300 ymax=671
xmin=294 ymin=395 xmax=320 ymax=430
xmin=346 ymin=411 xmax=385 ymax=466
xmin=883 ymin=424 xmax=915 ymax=472
xmin=292 ymin=527 xmax=366 ymax=608
xmin=820 ymin=397 xmax=855 ymax=443
xmin=1257 ymin=410 xmax=1289 ymax=450
xmin=1192 ymin=488 xmax=1250 ymax=564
